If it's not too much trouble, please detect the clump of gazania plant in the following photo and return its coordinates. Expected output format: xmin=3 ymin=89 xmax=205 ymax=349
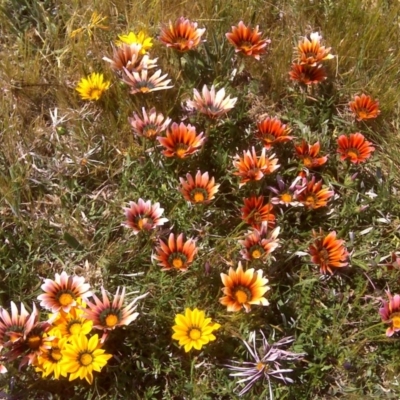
xmin=349 ymin=93 xmax=380 ymax=121
xmin=225 ymin=331 xmax=305 ymax=397
xmin=226 ymin=21 xmax=271 ymax=60
xmin=379 ymin=291 xmax=400 ymax=337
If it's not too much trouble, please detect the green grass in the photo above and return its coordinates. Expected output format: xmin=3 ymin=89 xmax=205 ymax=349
xmin=1 ymin=0 xmax=400 ymax=398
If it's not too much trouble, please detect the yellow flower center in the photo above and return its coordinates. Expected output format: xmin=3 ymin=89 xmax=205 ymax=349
xmin=27 ymin=335 xmax=42 ymax=349
xmin=234 ymin=289 xmax=248 ymax=304
xmin=140 ymin=87 xmax=150 ymax=93
xmin=256 ymin=361 xmax=267 ymax=371
xmin=280 ymin=193 xmax=292 ymax=203
xmin=137 ymin=218 xmax=146 ymax=230
xmin=347 ymin=149 xmax=359 ymax=159
xmin=239 ymin=41 xmax=253 ymax=51
xmin=79 ymin=353 xmax=93 ymax=366
xmin=193 ymin=192 xmax=205 ymax=203
xmin=357 ymin=109 xmax=369 ymax=119
xmin=69 ymin=322 xmax=83 ymax=335
xmin=105 ymin=314 xmax=119 ymax=328
xmin=144 ymin=128 xmax=157 ymax=138
xmin=175 ymin=145 xmax=188 ymax=158
xmin=189 ymin=328 xmax=201 ymax=340
xmin=88 ymin=88 xmax=102 ymax=100
xmin=303 ymin=157 xmax=313 ymax=168
xmin=172 ymin=258 xmax=184 ymax=269
xmin=59 ymin=293 xmax=74 ymax=307
xmin=251 ymin=249 xmax=262 ymax=259
xmin=51 ymin=349 xmax=62 ymax=361
xmin=391 ymin=314 xmax=400 ymax=329
xmin=305 ymin=195 xmax=316 ymax=207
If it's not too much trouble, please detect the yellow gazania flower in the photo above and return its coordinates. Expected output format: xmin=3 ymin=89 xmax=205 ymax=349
xmin=51 ymin=306 xmax=93 ymax=338
xmin=60 ymin=334 xmax=112 ymax=384
xmin=116 ymin=31 xmax=153 ymax=54
xmin=75 ymin=72 xmax=110 ymax=101
xmin=172 ymin=308 xmax=221 ymax=352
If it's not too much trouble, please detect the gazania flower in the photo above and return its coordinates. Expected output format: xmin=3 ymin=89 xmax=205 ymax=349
xmin=84 ymin=287 xmax=148 ymax=341
xmin=37 ymin=271 xmax=92 ymax=313
xmin=226 ymin=21 xmax=271 ymax=60
xmin=379 ymin=291 xmax=400 ymax=337
xmin=60 ymin=334 xmax=112 ymax=384
xmin=103 ymin=44 xmax=157 ymax=73
xmin=267 ymin=175 xmax=305 ymax=207
xmin=296 ymin=32 xmax=334 ymax=66
xmin=256 ymin=117 xmax=293 ymax=149
xmin=153 ymin=233 xmax=197 ymax=271
xmin=159 ymin=17 xmax=205 ymax=52
xmin=233 ymin=147 xmax=280 ymax=188
xmin=289 ymin=64 xmax=327 ymax=85
xmin=225 ymin=332 xmax=305 ymax=396
xmin=294 ymin=140 xmax=328 ymax=168
xmin=116 ymin=31 xmax=153 ymax=53
xmin=179 ymin=171 xmax=220 ymax=204
xmin=241 ymin=196 xmax=275 ymax=229
xmin=296 ymin=176 xmax=334 ymax=209
xmin=186 ymin=85 xmax=237 ymax=119
xmin=123 ymin=198 xmax=168 ymax=234
xmin=128 ymin=107 xmax=171 ymax=139
xmin=309 ymin=229 xmax=349 ymax=275
xmin=349 ymin=94 xmax=380 ymax=121
xmin=122 ymin=68 xmax=173 ymax=94
xmin=239 ymin=224 xmax=280 ymax=261
xmin=51 ymin=306 xmax=93 ymax=338
xmin=157 ymin=122 xmax=205 ymax=158
xmin=20 ymin=323 xmax=53 ymax=367
xmin=337 ymin=132 xmax=375 ymax=164
xmin=75 ymin=72 xmax=110 ymax=101
xmin=220 ymin=262 xmax=270 ymax=312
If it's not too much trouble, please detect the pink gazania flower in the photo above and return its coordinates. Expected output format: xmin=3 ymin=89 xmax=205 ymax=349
xmin=179 ymin=171 xmax=220 ymax=204
xmin=84 ymin=287 xmax=148 ymax=342
xmin=128 ymin=107 xmax=171 ymax=139
xmin=239 ymin=223 xmax=280 ymax=261
xmin=122 ymin=67 xmax=173 ymax=94
xmin=379 ymin=291 xmax=400 ymax=337
xmin=186 ymin=85 xmax=237 ymax=119
xmin=153 ymin=233 xmax=198 ymax=271
xmin=233 ymin=147 xmax=280 ymax=188
xmin=241 ymin=196 xmax=276 ymax=229
xmin=256 ymin=117 xmax=293 ymax=150
xmin=289 ymin=64 xmax=327 ymax=85
xmin=123 ymin=198 xmax=168 ymax=234
xmin=226 ymin=21 xmax=271 ymax=60
xmin=159 ymin=17 xmax=206 ymax=52
xmin=294 ymin=140 xmax=328 ymax=169
xmin=37 ymin=272 xmax=92 ymax=313
xmin=296 ymin=176 xmax=334 ymax=209
xmin=157 ymin=122 xmax=205 ymax=158
xmin=267 ymin=175 xmax=306 ymax=207
xmin=337 ymin=132 xmax=375 ymax=164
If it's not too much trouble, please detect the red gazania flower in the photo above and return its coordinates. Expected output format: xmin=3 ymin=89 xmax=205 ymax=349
xmin=289 ymin=64 xmax=327 ymax=85
xmin=309 ymin=229 xmax=348 ymax=275
xmin=294 ymin=140 xmax=328 ymax=168
xmin=37 ymin=272 xmax=92 ymax=313
xmin=153 ymin=233 xmax=197 ymax=271
xmin=296 ymin=32 xmax=334 ymax=66
xmin=233 ymin=147 xmax=280 ymax=188
xmin=159 ymin=17 xmax=205 ymax=52
xmin=220 ymin=262 xmax=270 ymax=312
xmin=157 ymin=122 xmax=205 ymax=158
xmin=349 ymin=94 xmax=380 ymax=121
xmin=256 ymin=117 xmax=293 ymax=150
xmin=128 ymin=107 xmax=171 ymax=139
xmin=379 ymin=291 xmax=400 ymax=337
xmin=226 ymin=21 xmax=271 ymax=60
xmin=296 ymin=176 xmax=334 ymax=209
xmin=239 ymin=224 xmax=280 ymax=261
xmin=123 ymin=198 xmax=168 ymax=234
xmin=241 ymin=196 xmax=275 ymax=229
xmin=179 ymin=171 xmax=220 ymax=204
xmin=337 ymin=133 xmax=375 ymax=164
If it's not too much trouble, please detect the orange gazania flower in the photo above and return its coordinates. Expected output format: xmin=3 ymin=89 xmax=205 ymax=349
xmin=239 ymin=224 xmax=280 ymax=262
xmin=294 ymin=140 xmax=328 ymax=168
xmin=226 ymin=21 xmax=271 ymax=60
xmin=256 ymin=117 xmax=293 ymax=150
xmin=296 ymin=176 xmax=334 ymax=209
xmin=337 ymin=133 xmax=375 ymax=164
xmin=123 ymin=198 xmax=168 ymax=234
xmin=349 ymin=94 xmax=380 ymax=121
xmin=37 ymin=272 xmax=92 ymax=313
xmin=241 ymin=196 xmax=275 ymax=229
xmin=157 ymin=122 xmax=205 ymax=158
xmin=128 ymin=107 xmax=171 ymax=139
xmin=309 ymin=229 xmax=348 ymax=275
xmin=122 ymin=68 xmax=173 ymax=94
xmin=153 ymin=233 xmax=197 ymax=271
xmin=289 ymin=64 xmax=327 ymax=85
xmin=220 ymin=262 xmax=270 ymax=312
xmin=159 ymin=17 xmax=205 ymax=52
xmin=179 ymin=171 xmax=220 ymax=204
xmin=379 ymin=291 xmax=400 ymax=337
xmin=296 ymin=32 xmax=334 ymax=66
xmin=233 ymin=147 xmax=280 ymax=188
